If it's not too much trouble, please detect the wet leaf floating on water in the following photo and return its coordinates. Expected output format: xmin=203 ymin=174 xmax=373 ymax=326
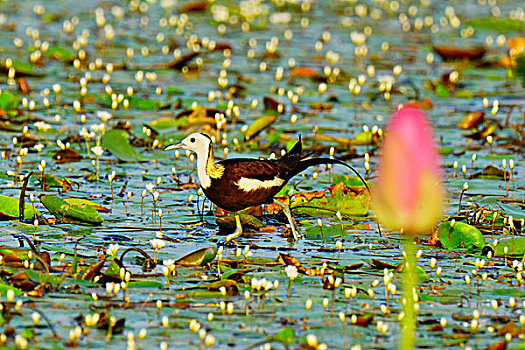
xmin=52 ymin=148 xmax=83 ymax=163
xmin=243 ymin=115 xmax=278 ymax=141
xmin=483 ymin=237 xmax=525 ymax=258
xmin=437 ymin=221 xmax=485 ymax=250
xmin=288 ymin=181 xmax=370 ymax=218
xmin=38 ymin=174 xmax=78 ymax=192
xmin=43 ymin=46 xmax=76 ymax=62
xmin=432 ymin=45 xmax=486 ymax=61
xmin=0 ymin=90 xmax=20 ymax=112
xmin=175 ymin=247 xmax=217 ymax=267
xmin=0 ymin=59 xmax=45 ymax=77
xmin=272 ymin=327 xmax=296 ymax=346
xmin=101 ymin=128 xmax=139 ymax=162
xmin=457 ymin=111 xmax=484 ymax=130
xmin=39 ymin=195 xmax=103 ymax=226
xmin=0 ymin=195 xmax=40 ymax=220
xmin=216 ymin=213 xmax=264 ymax=231
xmin=63 ymin=198 xmax=111 ymax=213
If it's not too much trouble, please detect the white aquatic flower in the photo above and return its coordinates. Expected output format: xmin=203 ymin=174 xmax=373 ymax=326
xmin=146 ymin=183 xmax=155 ymax=193
xmin=97 ymin=111 xmax=112 ymax=122
xmin=91 ymin=146 xmax=104 ymax=157
xmin=285 ymin=265 xmax=298 ymax=280
xmin=107 ymin=244 xmax=119 ymax=256
xmin=34 ymin=121 xmax=51 ymax=131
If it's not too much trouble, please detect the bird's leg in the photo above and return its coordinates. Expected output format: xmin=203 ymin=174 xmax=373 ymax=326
xmin=226 ymin=213 xmax=243 ymax=242
xmin=273 ymin=199 xmax=301 ymax=241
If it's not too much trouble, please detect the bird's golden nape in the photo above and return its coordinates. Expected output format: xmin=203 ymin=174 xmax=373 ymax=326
xmin=166 ymin=133 xmax=367 ymax=241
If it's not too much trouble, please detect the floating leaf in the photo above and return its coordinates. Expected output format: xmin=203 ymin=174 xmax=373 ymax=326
xmin=272 ymin=327 xmax=295 ymax=345
xmin=432 ymin=46 xmax=486 ymax=61
xmin=0 ymin=195 xmax=40 ymax=220
xmin=292 ymin=182 xmax=370 ymax=217
xmin=483 ymin=237 xmax=525 ymax=258
xmin=1 ymin=59 xmax=45 ymax=77
xmin=44 ymin=46 xmax=76 ymax=62
xmin=203 ymin=279 xmax=239 ymax=295
xmin=39 ymin=174 xmax=78 ymax=192
xmin=216 ymin=213 xmax=263 ymax=231
xmin=304 ymin=223 xmax=355 ymax=240
xmin=0 ymin=283 xmax=22 ymax=297
xmin=465 ymin=17 xmax=524 ymax=32
xmin=52 ymin=148 xmax=83 ymax=163
xmin=40 ymin=195 xmax=104 ymax=226
xmin=437 ymin=221 xmax=485 ymax=250
xmin=457 ymin=112 xmax=484 ymax=130
xmin=175 ymin=247 xmax=217 ymax=267
xmin=497 ymin=202 xmax=525 ymax=220
xmin=64 ymin=198 xmax=110 ymax=213
xmin=102 ymin=129 xmax=139 ymax=162
xmin=0 ymin=90 xmax=20 ymax=111
xmin=244 ymin=115 xmax=278 ymax=140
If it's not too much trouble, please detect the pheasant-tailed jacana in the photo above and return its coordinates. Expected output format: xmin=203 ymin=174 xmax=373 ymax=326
xmin=165 ymin=132 xmax=368 ymax=241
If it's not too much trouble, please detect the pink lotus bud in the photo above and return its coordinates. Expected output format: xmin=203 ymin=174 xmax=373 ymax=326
xmin=372 ymin=106 xmax=444 ymax=234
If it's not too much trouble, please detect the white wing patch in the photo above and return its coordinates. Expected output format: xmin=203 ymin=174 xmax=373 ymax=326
xmin=236 ymin=177 xmax=285 ymax=192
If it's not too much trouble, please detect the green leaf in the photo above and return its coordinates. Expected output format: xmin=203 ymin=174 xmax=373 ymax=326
xmin=330 ymin=175 xmax=370 ymax=187
xmin=126 ymin=96 xmax=158 ymax=110
xmin=0 ymin=90 xmax=20 ymax=111
xmin=293 ymin=184 xmax=369 ymax=217
xmin=44 ymin=46 xmax=76 ymax=61
xmin=435 ymin=83 xmax=450 ymax=97
xmin=492 ymin=237 xmax=525 ymax=257
xmin=1 ymin=59 xmax=45 ymax=77
xmin=437 ymin=221 xmax=485 ymax=249
xmin=465 ymin=17 xmax=524 ymax=32
xmin=354 ymin=130 xmax=372 ymax=143
xmin=272 ymin=327 xmax=295 ymax=345
xmin=516 ymin=54 xmax=525 ymax=87
xmin=498 ymin=202 xmax=525 ymax=220
xmin=244 ymin=115 xmax=277 ymax=140
xmin=304 ymin=223 xmax=355 ymax=240
xmin=102 ymin=129 xmax=139 ymax=162
xmin=0 ymin=283 xmax=22 ymax=297
xmin=128 ymin=280 xmax=164 ymax=288
xmin=64 ymin=198 xmax=110 ymax=213
xmin=175 ymin=247 xmax=217 ymax=267
xmin=0 ymin=194 xmax=40 ymax=220
xmin=40 ymin=195 xmax=104 ymax=225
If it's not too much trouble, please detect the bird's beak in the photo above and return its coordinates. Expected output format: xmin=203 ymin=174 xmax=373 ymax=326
xmin=164 ymin=142 xmax=185 ymax=151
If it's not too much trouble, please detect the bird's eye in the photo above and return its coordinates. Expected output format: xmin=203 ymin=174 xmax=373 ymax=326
xmin=190 ymin=137 xmax=195 ymax=143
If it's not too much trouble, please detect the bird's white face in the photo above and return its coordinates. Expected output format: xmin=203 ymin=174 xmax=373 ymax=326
xmin=165 ymin=132 xmax=211 ymax=157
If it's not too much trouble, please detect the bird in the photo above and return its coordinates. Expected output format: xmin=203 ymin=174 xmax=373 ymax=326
xmin=165 ymin=132 xmax=369 ymax=241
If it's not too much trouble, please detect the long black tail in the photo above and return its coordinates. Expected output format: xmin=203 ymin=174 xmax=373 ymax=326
xmin=288 ymin=157 xmax=370 ymax=193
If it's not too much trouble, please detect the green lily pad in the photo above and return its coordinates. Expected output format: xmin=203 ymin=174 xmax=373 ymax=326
xmin=293 ymin=183 xmax=369 ymax=217
xmin=0 ymin=195 xmax=40 ymax=220
xmin=1 ymin=59 xmax=45 ymax=77
xmin=484 ymin=237 xmax=525 ymax=258
xmin=44 ymin=46 xmax=76 ymax=62
xmin=175 ymin=247 xmax=217 ymax=267
xmin=0 ymin=90 xmax=20 ymax=111
xmin=497 ymin=202 xmax=525 ymax=220
xmin=244 ymin=115 xmax=277 ymax=140
xmin=304 ymin=223 xmax=355 ymax=240
xmin=272 ymin=327 xmax=295 ymax=345
xmin=102 ymin=129 xmax=139 ymax=162
xmin=437 ymin=221 xmax=485 ymax=250
xmin=465 ymin=17 xmax=524 ymax=32
xmin=40 ymin=195 xmax=104 ymax=226
xmin=0 ymin=283 xmax=22 ymax=297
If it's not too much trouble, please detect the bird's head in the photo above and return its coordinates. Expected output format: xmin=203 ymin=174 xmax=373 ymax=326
xmin=164 ymin=132 xmax=212 ymax=157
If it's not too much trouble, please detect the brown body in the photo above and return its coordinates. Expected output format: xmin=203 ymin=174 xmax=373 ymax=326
xmin=203 ymin=158 xmax=293 ymax=212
